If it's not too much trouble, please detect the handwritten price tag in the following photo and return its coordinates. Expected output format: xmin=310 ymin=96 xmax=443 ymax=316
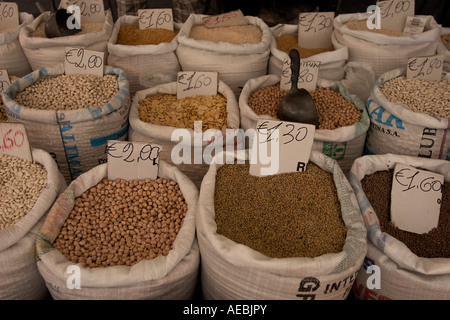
xmin=390 ymin=163 xmax=443 ymax=234
xmin=249 ymin=119 xmax=315 ymax=177
xmin=106 ymin=140 xmax=161 ymax=181
xmin=406 ymin=54 xmax=443 ymax=81
xmin=298 ymin=12 xmax=334 ymax=49
xmin=280 ymin=57 xmax=320 ymax=92
xmin=202 ymin=9 xmax=247 ymax=28
xmin=60 ymin=0 xmax=105 ymax=24
xmin=376 ymin=0 xmax=415 ymax=32
xmin=177 ymin=71 xmax=218 ymax=99
xmin=0 ymin=69 xmax=11 ymax=92
xmin=64 ymin=47 xmax=104 ymax=77
xmin=0 ymin=122 xmax=32 ymax=162
xmin=0 ymin=2 xmax=19 ymax=31
xmin=138 ymin=9 xmax=173 ymax=30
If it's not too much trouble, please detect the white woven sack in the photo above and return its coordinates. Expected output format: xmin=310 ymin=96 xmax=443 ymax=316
xmin=19 ymin=10 xmax=113 ymax=71
xmin=365 ymin=68 xmax=450 ymax=160
xmin=107 ymin=16 xmax=182 ymax=95
xmin=268 ymin=23 xmax=348 ymax=81
xmin=348 ymin=154 xmax=450 ymax=299
xmin=36 ymin=161 xmax=199 ymax=300
xmin=332 ymin=13 xmax=442 ymax=79
xmin=128 ymin=80 xmax=240 ymax=189
xmin=175 ymin=14 xmax=272 ymax=97
xmin=197 ymin=150 xmax=367 ymax=300
xmin=0 ymin=12 xmax=34 ymax=77
xmin=1 ymin=64 xmax=130 ymax=184
xmin=0 ymin=148 xmax=67 ymax=300
xmin=437 ymin=28 xmax=450 ymax=72
xmin=239 ymin=74 xmax=369 ymax=174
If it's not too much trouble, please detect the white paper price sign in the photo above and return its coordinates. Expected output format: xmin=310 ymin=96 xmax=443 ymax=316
xmin=0 ymin=2 xmax=19 ymax=31
xmin=64 ymin=47 xmax=104 ymax=77
xmin=202 ymin=9 xmax=247 ymax=28
xmin=138 ymin=9 xmax=173 ymax=30
xmin=406 ymin=54 xmax=443 ymax=81
xmin=298 ymin=12 xmax=334 ymax=49
xmin=60 ymin=0 xmax=105 ymax=24
xmin=177 ymin=71 xmax=218 ymax=99
xmin=106 ymin=140 xmax=161 ymax=181
xmin=403 ymin=16 xmax=427 ymax=35
xmin=0 ymin=122 xmax=32 ymax=162
xmin=390 ymin=163 xmax=443 ymax=234
xmin=280 ymin=57 xmax=320 ymax=92
xmin=249 ymin=119 xmax=315 ymax=177
xmin=376 ymin=0 xmax=415 ymax=32
xmin=0 ymin=69 xmax=10 ymax=92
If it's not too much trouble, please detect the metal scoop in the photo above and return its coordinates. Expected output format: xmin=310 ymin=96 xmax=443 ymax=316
xmin=36 ymin=0 xmax=81 ymax=38
xmin=277 ymin=49 xmax=319 ymax=128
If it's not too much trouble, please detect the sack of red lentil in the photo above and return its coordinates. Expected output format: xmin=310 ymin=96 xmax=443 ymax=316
xmin=332 ymin=13 xmax=442 ymax=79
xmin=348 ymin=154 xmax=450 ymax=300
xmin=239 ymin=74 xmax=369 ymax=174
xmin=175 ymin=13 xmax=272 ymax=96
xmin=107 ymin=15 xmax=182 ymax=95
xmin=437 ymin=28 xmax=450 ymax=72
xmin=196 ymin=150 xmax=367 ymax=300
xmin=18 ymin=10 xmax=113 ymax=71
xmin=1 ymin=64 xmax=130 ymax=184
xmin=35 ymin=160 xmax=199 ymax=300
xmin=128 ymin=80 xmax=240 ymax=189
xmin=365 ymin=68 xmax=450 ymax=160
xmin=0 ymin=148 xmax=66 ymax=299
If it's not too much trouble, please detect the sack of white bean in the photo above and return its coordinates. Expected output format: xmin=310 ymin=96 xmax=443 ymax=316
xmin=348 ymin=154 xmax=450 ymax=300
xmin=0 ymin=12 xmax=34 ymax=77
xmin=364 ymin=68 xmax=450 ymax=160
xmin=175 ymin=14 xmax=272 ymax=97
xmin=35 ymin=161 xmax=199 ymax=300
xmin=437 ymin=28 xmax=450 ymax=72
xmin=1 ymin=64 xmax=130 ymax=184
xmin=18 ymin=10 xmax=113 ymax=71
xmin=196 ymin=150 xmax=367 ymax=300
xmin=0 ymin=148 xmax=66 ymax=299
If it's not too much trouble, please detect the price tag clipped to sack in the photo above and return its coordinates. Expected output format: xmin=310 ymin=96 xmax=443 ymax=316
xmin=64 ymin=47 xmax=104 ymax=77
xmin=60 ymin=0 xmax=105 ymax=24
xmin=0 ymin=69 xmax=11 ymax=92
xmin=298 ymin=12 xmax=334 ymax=49
xmin=138 ymin=9 xmax=174 ymax=30
xmin=0 ymin=2 xmax=19 ymax=31
xmin=280 ymin=57 xmax=320 ymax=92
xmin=202 ymin=9 xmax=247 ymax=28
xmin=390 ymin=163 xmax=443 ymax=234
xmin=177 ymin=71 xmax=218 ymax=99
xmin=249 ymin=119 xmax=315 ymax=177
xmin=106 ymin=140 xmax=161 ymax=181
xmin=406 ymin=54 xmax=444 ymax=81
xmin=403 ymin=16 xmax=427 ymax=35
xmin=0 ymin=122 xmax=33 ymax=162
xmin=376 ymin=0 xmax=415 ymax=32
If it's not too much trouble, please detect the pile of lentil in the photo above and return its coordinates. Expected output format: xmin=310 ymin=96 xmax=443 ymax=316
xmin=53 ymin=177 xmax=188 ymax=268
xmin=139 ymin=93 xmax=228 ymax=131
xmin=248 ymin=84 xmax=361 ymax=130
xmin=14 ymin=74 xmax=118 ymax=111
xmin=0 ymin=103 xmax=7 ymax=121
xmin=360 ymin=170 xmax=449 ymax=258
xmin=189 ymin=24 xmax=262 ymax=44
xmin=442 ymin=34 xmax=450 ymax=50
xmin=0 ymin=154 xmax=47 ymax=230
xmin=379 ymin=77 xmax=450 ymax=119
xmin=31 ymin=21 xmax=104 ymax=37
xmin=345 ymin=20 xmax=404 ymax=36
xmin=214 ymin=162 xmax=347 ymax=258
xmin=275 ymin=34 xmax=334 ymax=58
xmin=116 ymin=24 xmax=179 ymax=45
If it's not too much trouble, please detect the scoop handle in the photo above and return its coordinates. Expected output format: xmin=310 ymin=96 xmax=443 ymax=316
xmin=289 ymin=49 xmax=300 ymax=93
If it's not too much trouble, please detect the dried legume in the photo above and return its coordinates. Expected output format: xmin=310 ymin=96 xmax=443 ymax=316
xmin=275 ymin=34 xmax=334 ymax=57
xmin=442 ymin=34 xmax=450 ymax=50
xmin=31 ymin=21 xmax=104 ymax=37
xmin=116 ymin=24 xmax=178 ymax=45
xmin=345 ymin=20 xmax=404 ymax=36
xmin=0 ymin=103 xmax=7 ymax=121
xmin=189 ymin=24 xmax=262 ymax=44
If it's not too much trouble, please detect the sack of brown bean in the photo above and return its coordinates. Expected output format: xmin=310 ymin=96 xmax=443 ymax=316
xmin=437 ymin=28 xmax=450 ymax=72
xmin=18 ymin=10 xmax=113 ymax=71
xmin=196 ymin=150 xmax=367 ymax=300
xmin=1 ymin=64 xmax=130 ymax=184
xmin=348 ymin=154 xmax=450 ymax=300
xmin=0 ymin=148 xmax=66 ymax=299
xmin=332 ymin=13 xmax=442 ymax=80
xmin=35 ymin=160 xmax=199 ymax=299
xmin=365 ymin=68 xmax=450 ymax=160
xmin=128 ymin=80 xmax=240 ymax=189
xmin=239 ymin=74 xmax=369 ymax=174
xmin=175 ymin=14 xmax=272 ymax=96
xmin=107 ymin=15 xmax=182 ymax=95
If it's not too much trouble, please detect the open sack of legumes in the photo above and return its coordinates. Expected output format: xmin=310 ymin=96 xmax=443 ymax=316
xmin=348 ymin=154 xmax=450 ymax=300
xmin=35 ymin=160 xmax=199 ymax=300
xmin=0 ymin=148 xmax=66 ymax=299
xmin=365 ymin=68 xmax=449 ymax=160
xmin=107 ymin=15 xmax=182 ymax=95
xmin=196 ymin=150 xmax=367 ymax=300
xmin=128 ymin=80 xmax=240 ymax=189
xmin=437 ymin=28 xmax=450 ymax=72
xmin=1 ymin=64 xmax=130 ymax=184
xmin=18 ymin=10 xmax=113 ymax=71
xmin=175 ymin=14 xmax=272 ymax=96
xmin=239 ymin=74 xmax=369 ymax=174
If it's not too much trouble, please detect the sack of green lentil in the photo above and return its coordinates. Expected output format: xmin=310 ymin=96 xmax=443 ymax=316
xmin=128 ymin=80 xmax=240 ymax=189
xmin=175 ymin=13 xmax=272 ymax=96
xmin=18 ymin=10 xmax=113 ymax=71
xmin=1 ymin=64 xmax=130 ymax=184
xmin=348 ymin=154 xmax=450 ymax=300
xmin=0 ymin=148 xmax=66 ymax=299
xmin=196 ymin=150 xmax=367 ymax=300
xmin=365 ymin=68 xmax=450 ymax=160
xmin=239 ymin=74 xmax=369 ymax=174
xmin=35 ymin=160 xmax=199 ymax=300
xmin=437 ymin=28 xmax=450 ymax=72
